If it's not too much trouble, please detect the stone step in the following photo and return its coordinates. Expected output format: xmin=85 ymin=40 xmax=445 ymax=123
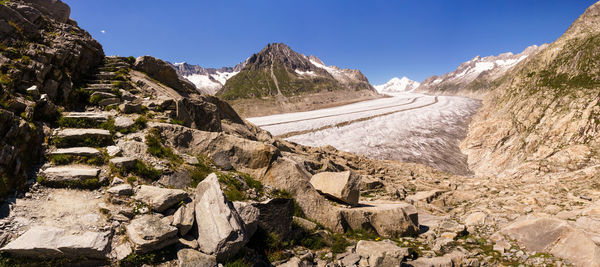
xmin=39 ymin=166 xmax=100 ymax=188
xmin=63 ymin=112 xmax=109 ymax=122
xmin=49 ymin=147 xmax=102 ymax=157
xmin=53 ymin=128 xmax=112 ymax=148
xmin=91 ymin=91 xmax=116 ymax=99
xmin=97 ymin=98 xmax=121 ymax=106
xmin=94 ymin=72 xmax=116 ymax=80
xmin=82 ymin=86 xmax=114 ymax=93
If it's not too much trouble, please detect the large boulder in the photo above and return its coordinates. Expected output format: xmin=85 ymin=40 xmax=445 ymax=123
xmin=340 ymin=202 xmax=419 ymax=238
xmin=233 ymin=201 xmax=260 ymax=238
xmin=22 ymin=0 xmax=70 ymax=23
xmin=172 ymin=201 xmax=195 ymax=236
xmin=310 ymin=171 xmax=361 ymax=205
xmin=195 ymin=173 xmax=248 ymax=261
xmin=153 ymin=123 xmax=278 ymax=179
xmin=262 ymin=156 xmax=344 ymax=233
xmin=0 ymin=226 xmax=110 ymax=259
xmin=126 ymin=214 xmax=178 ymax=253
xmin=499 ymin=215 xmax=600 ymax=267
xmin=252 ymin=198 xmax=294 ymax=240
xmin=175 ymin=98 xmax=221 ymax=132
xmin=355 ymin=240 xmax=412 ymax=267
xmin=133 ymin=56 xmax=197 ymax=95
xmin=133 ymin=185 xmax=188 ymax=212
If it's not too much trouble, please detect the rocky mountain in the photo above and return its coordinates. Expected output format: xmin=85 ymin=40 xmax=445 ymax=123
xmin=462 ymin=1 xmax=600 ymax=177
xmin=417 ymin=44 xmax=546 ymax=96
xmin=374 ymin=77 xmax=420 ymax=93
xmin=170 ymin=61 xmax=245 ymax=95
xmin=216 ymin=43 xmax=379 ymax=117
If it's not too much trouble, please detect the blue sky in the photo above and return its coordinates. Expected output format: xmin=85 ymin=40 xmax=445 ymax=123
xmin=64 ymin=0 xmax=596 ymax=84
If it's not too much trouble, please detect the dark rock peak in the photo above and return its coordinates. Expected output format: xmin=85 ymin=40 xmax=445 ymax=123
xmin=244 ymin=43 xmax=317 ymax=72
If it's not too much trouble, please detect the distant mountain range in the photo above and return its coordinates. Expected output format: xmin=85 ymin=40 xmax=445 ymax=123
xmin=169 ymin=62 xmax=245 ymax=95
xmin=416 ymin=44 xmax=547 ymax=95
xmin=374 ymin=77 xmax=420 ymax=93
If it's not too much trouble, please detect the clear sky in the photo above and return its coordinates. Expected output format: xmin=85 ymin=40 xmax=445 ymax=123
xmin=64 ymin=0 xmax=597 ymax=85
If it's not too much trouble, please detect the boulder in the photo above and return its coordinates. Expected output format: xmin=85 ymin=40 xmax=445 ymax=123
xmin=233 ymin=201 xmax=260 ymax=238
xmin=293 ymin=216 xmax=317 ymax=232
xmin=177 ymin=249 xmax=216 ymax=267
xmin=175 ymin=98 xmax=221 ymax=132
xmin=310 ymin=171 xmax=361 ymax=205
xmin=109 ymin=157 xmax=137 ymax=169
xmin=172 ymin=201 xmax=195 ymax=236
xmin=126 ymin=214 xmax=178 ymax=253
xmin=252 ymin=198 xmax=294 ymax=240
xmin=114 ymin=117 xmax=134 ymax=129
xmin=133 ymin=185 xmax=188 ymax=212
xmin=500 ymin=215 xmax=600 ymax=267
xmin=0 ymin=226 xmax=110 ymax=259
xmin=340 ymin=202 xmax=419 ymax=238
xmin=119 ymin=102 xmax=142 ymax=114
xmin=195 ymin=173 xmax=247 ymax=261
xmin=355 ymin=240 xmax=412 ymax=267
xmin=106 ymin=145 xmax=121 ymax=157
xmin=107 ymin=184 xmax=133 ymax=196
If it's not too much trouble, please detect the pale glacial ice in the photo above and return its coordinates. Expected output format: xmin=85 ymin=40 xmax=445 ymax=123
xmin=247 ymin=93 xmax=481 ymax=175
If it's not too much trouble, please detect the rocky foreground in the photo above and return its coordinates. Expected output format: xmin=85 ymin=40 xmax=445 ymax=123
xmin=0 ymin=0 xmax=600 ymax=267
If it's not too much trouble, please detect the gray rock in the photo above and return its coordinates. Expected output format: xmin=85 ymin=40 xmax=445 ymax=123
xmin=293 ymin=216 xmax=317 ymax=232
xmin=253 ymin=198 xmax=294 ymax=240
xmin=340 ymin=202 xmax=419 ymax=238
xmin=310 ymin=171 xmax=361 ymax=205
xmin=172 ymin=201 xmax=195 ymax=236
xmin=355 ymin=240 xmax=411 ymax=267
xmin=126 ymin=214 xmax=178 ymax=253
xmin=113 ymin=243 xmax=132 ymax=261
xmin=114 ymin=117 xmax=135 ymax=129
xmin=133 ymin=185 xmax=188 ymax=212
xmin=119 ymin=103 xmax=143 ymax=114
xmin=233 ymin=201 xmax=260 ymax=238
xmin=134 ymin=56 xmax=197 ymax=94
xmin=109 ymin=157 xmax=137 ymax=169
xmin=0 ymin=226 xmax=110 ymax=259
xmin=107 ymin=184 xmax=133 ymax=196
xmin=106 ymin=145 xmax=121 ymax=157
xmin=195 ymin=173 xmax=247 ymax=261
xmin=177 ymin=249 xmax=217 ymax=267
xmin=63 ymin=112 xmax=109 ymax=122
xmin=54 ymin=128 xmax=111 ymax=147
xmin=40 ymin=166 xmax=99 ymax=184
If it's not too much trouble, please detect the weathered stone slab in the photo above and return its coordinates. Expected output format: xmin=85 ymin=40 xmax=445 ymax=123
xmin=126 ymin=214 xmax=178 ymax=253
xmin=310 ymin=171 xmax=360 ymax=205
xmin=50 ymin=147 xmax=101 ymax=157
xmin=133 ymin=185 xmax=188 ymax=212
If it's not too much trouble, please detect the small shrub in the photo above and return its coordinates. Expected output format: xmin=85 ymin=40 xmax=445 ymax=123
xmin=145 ymin=128 xmax=181 ymax=164
xmin=125 ymin=56 xmax=136 ymax=65
xmin=119 ymin=244 xmax=177 ymax=267
xmin=89 ymin=94 xmax=103 ymax=104
xmin=112 ymin=160 xmax=162 ymax=181
xmin=330 ymin=234 xmax=351 ymax=254
xmin=189 ymin=155 xmax=214 ymax=187
xmin=171 ymin=119 xmax=184 ymax=125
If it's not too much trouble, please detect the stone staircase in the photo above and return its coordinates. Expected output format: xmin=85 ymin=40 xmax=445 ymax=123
xmin=37 ymin=57 xmax=133 ymax=189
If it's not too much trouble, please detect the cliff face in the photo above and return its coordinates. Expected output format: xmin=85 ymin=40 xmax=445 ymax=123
xmin=461 ymin=2 xmax=600 ymax=176
xmin=0 ymin=0 xmax=104 ymax=197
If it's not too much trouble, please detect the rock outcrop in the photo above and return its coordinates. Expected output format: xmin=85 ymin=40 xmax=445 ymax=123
xmin=194 ymin=173 xmax=248 ymax=261
xmin=133 ymin=56 xmax=200 ymax=95
xmin=310 ymin=171 xmax=361 ymax=205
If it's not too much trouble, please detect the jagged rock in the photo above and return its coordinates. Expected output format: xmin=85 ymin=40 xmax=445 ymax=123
xmin=194 ymin=173 xmax=247 ymax=261
xmin=175 ymin=98 xmax=221 ymax=132
xmin=252 ymin=198 xmax=294 ymax=240
xmin=133 ymin=185 xmax=188 ymax=212
xmin=233 ymin=201 xmax=260 ymax=238
xmin=154 ymin=123 xmax=278 ymax=179
xmin=126 ymin=214 xmax=178 ymax=253
xmin=50 ymin=147 xmax=101 ymax=157
xmin=114 ymin=117 xmax=134 ymax=129
xmin=500 ymin=215 xmax=600 ymax=267
xmin=0 ymin=226 xmax=110 ymax=259
xmin=106 ymin=145 xmax=121 ymax=157
xmin=355 ymin=240 xmax=411 ymax=267
xmin=340 ymin=202 xmax=419 ymax=238
xmin=109 ymin=157 xmax=137 ymax=169
xmin=107 ymin=183 xmax=133 ymax=196
xmin=263 ymin=156 xmax=345 ymax=233
xmin=113 ymin=243 xmax=132 ymax=261
xmin=172 ymin=201 xmax=195 ymax=236
xmin=119 ymin=102 xmax=142 ymax=114
xmin=310 ymin=171 xmax=360 ymax=205
xmin=177 ymin=249 xmax=217 ymax=267
xmin=133 ymin=56 xmax=197 ymax=94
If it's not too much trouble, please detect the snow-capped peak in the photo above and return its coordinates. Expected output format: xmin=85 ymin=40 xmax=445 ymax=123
xmin=374 ymin=77 xmax=420 ymax=93
xmin=173 ymin=62 xmax=186 ymax=66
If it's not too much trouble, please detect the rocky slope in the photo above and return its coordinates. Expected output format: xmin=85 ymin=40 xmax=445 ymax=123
xmin=374 ymin=77 xmax=420 ymax=93
xmin=462 ymin=1 xmax=600 ymax=177
xmin=216 ymin=43 xmax=380 ymax=117
xmin=417 ymin=44 xmax=546 ymax=97
xmin=170 ymin=61 xmax=245 ymax=95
